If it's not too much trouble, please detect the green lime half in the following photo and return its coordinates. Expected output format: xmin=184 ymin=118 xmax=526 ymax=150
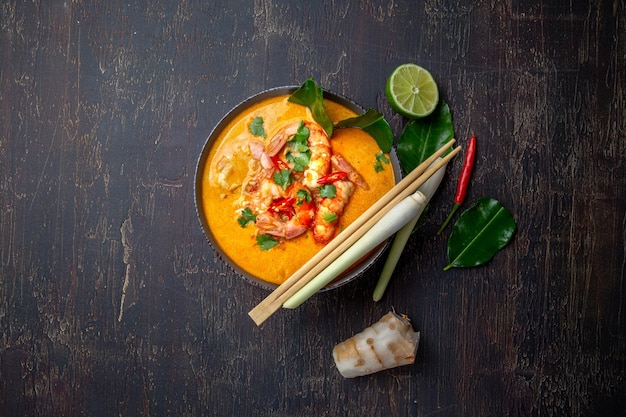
xmin=385 ymin=63 xmax=439 ymax=118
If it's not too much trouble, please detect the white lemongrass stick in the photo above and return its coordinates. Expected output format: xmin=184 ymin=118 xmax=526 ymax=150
xmin=283 ymin=192 xmax=427 ymax=308
xmin=283 ymin=160 xmax=447 ymax=309
xmin=333 ymin=311 xmax=420 ymax=378
xmin=372 ymin=212 xmax=421 ymax=301
xmin=373 ymin=159 xmax=448 ymax=301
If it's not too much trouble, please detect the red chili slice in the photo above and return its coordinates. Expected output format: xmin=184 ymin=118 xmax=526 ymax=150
xmin=317 ymin=171 xmax=348 ymax=185
xmin=269 ymin=197 xmax=296 ymax=218
xmin=270 ymin=156 xmax=290 ymax=171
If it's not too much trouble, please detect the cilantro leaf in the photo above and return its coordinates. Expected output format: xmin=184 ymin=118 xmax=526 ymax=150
xmin=319 ymin=184 xmax=336 ymax=198
xmin=296 ymin=189 xmax=312 ymax=205
xmin=286 ymin=151 xmax=310 ymax=172
xmin=257 ymin=234 xmax=279 ymax=251
xmin=374 ymin=151 xmax=390 ymax=173
xmin=290 ymin=121 xmax=310 ymax=146
xmin=284 ymin=121 xmax=311 ymax=171
xmin=237 ymin=207 xmax=256 ymax=227
xmin=249 ymin=116 xmax=266 ymax=138
xmin=273 ymin=169 xmax=293 ymax=189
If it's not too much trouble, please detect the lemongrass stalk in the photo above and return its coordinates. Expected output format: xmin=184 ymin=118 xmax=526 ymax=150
xmin=373 ymin=160 xmax=448 ymax=301
xmin=282 ymin=190 xmax=429 ymax=309
xmin=372 ymin=211 xmax=422 ymax=301
xmin=283 ymin=160 xmax=447 ymax=309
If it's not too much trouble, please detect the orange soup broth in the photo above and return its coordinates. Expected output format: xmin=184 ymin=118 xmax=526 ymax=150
xmin=201 ymin=95 xmax=396 ymax=285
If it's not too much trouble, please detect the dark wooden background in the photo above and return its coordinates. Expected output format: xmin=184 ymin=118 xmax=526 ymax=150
xmin=1 ymin=1 xmax=624 ymax=416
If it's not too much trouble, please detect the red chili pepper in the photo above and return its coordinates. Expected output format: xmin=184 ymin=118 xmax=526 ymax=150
xmin=271 ymin=156 xmax=290 ymax=171
xmin=437 ymin=134 xmax=477 ymax=235
xmin=269 ymin=197 xmax=296 ymax=218
xmin=317 ymin=171 xmax=348 ymax=185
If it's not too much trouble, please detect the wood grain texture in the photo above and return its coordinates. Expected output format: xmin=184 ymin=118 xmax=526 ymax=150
xmin=1 ymin=0 xmax=624 ymax=416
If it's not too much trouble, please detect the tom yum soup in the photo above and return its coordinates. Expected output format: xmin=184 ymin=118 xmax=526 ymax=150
xmin=199 ymin=93 xmax=396 ymax=286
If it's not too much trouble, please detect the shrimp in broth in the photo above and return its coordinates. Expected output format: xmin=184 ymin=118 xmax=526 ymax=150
xmin=202 ymin=94 xmax=395 ymax=284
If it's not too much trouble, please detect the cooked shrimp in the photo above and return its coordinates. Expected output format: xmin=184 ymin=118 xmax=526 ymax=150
xmin=238 ymin=177 xmax=283 ymax=213
xmin=236 ymin=120 xmax=338 ymax=243
xmin=301 ymin=122 xmax=331 ymax=188
xmin=255 ymin=182 xmax=316 ymax=240
xmin=268 ymin=121 xmax=331 ymax=189
xmin=331 ymin=153 xmax=369 ymax=190
xmin=312 ymin=177 xmax=355 ymax=244
xmin=236 ymin=139 xmax=281 ymax=213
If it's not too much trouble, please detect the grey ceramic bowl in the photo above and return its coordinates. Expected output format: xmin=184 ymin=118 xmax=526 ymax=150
xmin=194 ymin=86 xmax=401 ymax=291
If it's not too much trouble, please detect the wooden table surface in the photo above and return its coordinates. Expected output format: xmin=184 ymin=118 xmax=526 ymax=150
xmin=1 ymin=1 xmax=624 ymax=416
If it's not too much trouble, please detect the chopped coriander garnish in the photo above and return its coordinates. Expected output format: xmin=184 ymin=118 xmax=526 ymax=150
xmin=237 ymin=207 xmax=256 ymax=228
xmin=286 ymin=151 xmax=310 ymax=172
xmin=249 ymin=117 xmax=266 ymax=138
xmin=374 ymin=151 xmax=390 ymax=172
xmin=257 ymin=234 xmax=279 ymax=251
xmin=319 ymin=184 xmax=336 ymax=198
xmin=323 ymin=212 xmax=338 ymax=223
xmin=290 ymin=121 xmax=310 ymax=148
xmin=285 ymin=121 xmax=311 ymax=171
xmin=273 ymin=169 xmax=293 ymax=189
xmin=296 ymin=189 xmax=312 ymax=205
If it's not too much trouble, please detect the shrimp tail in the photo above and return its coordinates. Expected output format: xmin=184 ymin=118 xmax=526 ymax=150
xmin=332 ymin=153 xmax=369 ymax=190
xmin=256 ymin=213 xmax=309 ymax=240
xmin=266 ymin=131 xmax=289 ymax=157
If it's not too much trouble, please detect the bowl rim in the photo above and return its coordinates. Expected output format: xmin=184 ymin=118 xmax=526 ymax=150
xmin=194 ymin=86 xmax=401 ymax=291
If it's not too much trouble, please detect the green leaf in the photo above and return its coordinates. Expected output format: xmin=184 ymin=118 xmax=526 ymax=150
xmin=273 ymin=169 xmax=293 ymax=189
xmin=323 ymin=212 xmax=338 ymax=223
xmin=396 ymin=101 xmax=455 ymax=174
xmin=249 ymin=116 xmax=266 ymax=138
xmin=285 ymin=121 xmax=311 ymax=171
xmin=335 ymin=108 xmax=394 ymax=153
xmin=237 ymin=207 xmax=256 ymax=227
xmin=374 ymin=151 xmax=390 ymax=173
xmin=257 ymin=234 xmax=279 ymax=251
xmin=319 ymin=184 xmax=336 ymax=198
xmin=290 ymin=121 xmax=310 ymax=147
xmin=296 ymin=189 xmax=312 ymax=205
xmin=286 ymin=151 xmax=310 ymax=172
xmin=444 ymin=198 xmax=517 ymax=270
xmin=288 ymin=79 xmax=334 ymax=137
